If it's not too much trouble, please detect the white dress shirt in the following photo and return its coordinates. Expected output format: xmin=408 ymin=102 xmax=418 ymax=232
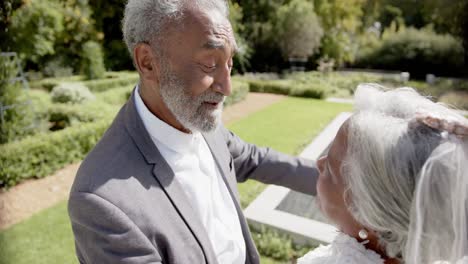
xmin=134 ymin=87 xmax=246 ymax=264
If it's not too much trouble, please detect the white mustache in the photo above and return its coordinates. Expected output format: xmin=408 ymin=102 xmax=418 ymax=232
xmin=198 ymin=92 xmax=225 ymax=104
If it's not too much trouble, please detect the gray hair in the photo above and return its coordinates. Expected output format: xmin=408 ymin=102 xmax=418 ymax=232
xmin=342 ymin=84 xmax=467 ymax=261
xmin=122 ymin=0 xmax=229 ymax=61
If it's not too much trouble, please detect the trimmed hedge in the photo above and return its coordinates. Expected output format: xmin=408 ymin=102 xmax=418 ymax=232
xmin=354 ymin=28 xmax=466 ymax=77
xmin=96 ymin=85 xmax=134 ymax=105
xmin=31 ymin=72 xmax=139 ymax=92
xmin=51 ymin=83 xmax=95 ymax=104
xmin=246 ymin=79 xmax=325 ymax=99
xmin=84 ymin=75 xmax=139 ymax=92
xmin=48 ymin=101 xmax=118 ymax=130
xmin=0 ymin=120 xmax=112 ymax=188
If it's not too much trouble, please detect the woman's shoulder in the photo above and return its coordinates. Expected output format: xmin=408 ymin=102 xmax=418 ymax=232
xmin=297 ymin=233 xmax=385 ymax=264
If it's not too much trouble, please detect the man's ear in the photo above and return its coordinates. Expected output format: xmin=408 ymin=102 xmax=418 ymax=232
xmin=134 ymin=43 xmax=160 ymax=83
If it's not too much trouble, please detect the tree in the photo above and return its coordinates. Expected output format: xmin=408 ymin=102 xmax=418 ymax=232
xmin=90 ymin=0 xmax=132 ymax=71
xmin=54 ymin=0 xmax=100 ymax=72
xmin=7 ymin=1 xmax=64 ymax=64
xmin=313 ymin=0 xmax=366 ymax=66
xmin=0 ymin=0 xmax=22 ymax=50
xmin=229 ymin=1 xmax=251 ymax=74
xmin=232 ymin=0 xmax=287 ymax=72
xmin=276 ymin=0 xmax=323 ymax=59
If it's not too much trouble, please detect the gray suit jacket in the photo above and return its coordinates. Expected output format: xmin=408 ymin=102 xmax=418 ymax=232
xmin=68 ymin=90 xmax=318 ymax=264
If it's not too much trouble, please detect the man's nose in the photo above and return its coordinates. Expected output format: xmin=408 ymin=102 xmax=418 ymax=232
xmin=212 ymin=64 xmax=232 ymax=96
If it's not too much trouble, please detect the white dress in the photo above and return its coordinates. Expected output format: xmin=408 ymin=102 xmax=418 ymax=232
xmin=297 ymin=233 xmax=385 ymax=264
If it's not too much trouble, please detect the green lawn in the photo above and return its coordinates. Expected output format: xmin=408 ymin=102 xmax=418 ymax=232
xmin=0 ymin=97 xmax=351 ymax=264
xmin=232 ymin=97 xmax=352 ymax=208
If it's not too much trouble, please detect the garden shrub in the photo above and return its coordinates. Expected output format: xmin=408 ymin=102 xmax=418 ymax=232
xmin=32 ymin=72 xmax=139 ymax=92
xmin=84 ymin=75 xmax=139 ymax=92
xmin=43 ymin=57 xmax=73 ymax=78
xmin=0 ymin=56 xmax=47 ymax=144
xmin=51 ymin=83 xmax=95 ymax=104
xmin=248 ymin=80 xmax=291 ymax=95
xmin=290 ymin=84 xmax=325 ymax=99
xmin=96 ymin=85 xmax=134 ymax=105
xmin=354 ymin=27 xmax=465 ymax=77
xmin=48 ymin=100 xmax=117 ymax=130
xmin=246 ymin=79 xmax=325 ymax=99
xmin=0 ymin=119 xmax=112 ymax=188
xmin=275 ymin=0 xmax=323 ymax=59
xmin=251 ymin=226 xmax=314 ymax=262
xmin=6 ymin=0 xmax=64 ymax=64
xmin=81 ymin=41 xmax=106 ymax=80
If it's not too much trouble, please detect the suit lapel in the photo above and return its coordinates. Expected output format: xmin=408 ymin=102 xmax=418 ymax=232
xmin=123 ymin=89 xmax=217 ymax=263
xmin=151 ymin=161 xmax=218 ymax=263
xmin=202 ymin=128 xmax=260 ymax=264
xmin=202 ymin=129 xmax=239 ymax=201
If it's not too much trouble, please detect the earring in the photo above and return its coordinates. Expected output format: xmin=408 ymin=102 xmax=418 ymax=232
xmin=358 ymin=229 xmax=368 ymax=240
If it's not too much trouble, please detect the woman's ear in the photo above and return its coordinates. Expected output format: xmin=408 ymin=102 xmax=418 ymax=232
xmin=134 ymin=43 xmax=160 ymax=84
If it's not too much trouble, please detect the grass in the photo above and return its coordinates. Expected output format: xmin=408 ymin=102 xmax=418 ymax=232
xmin=0 ymin=97 xmax=351 ymax=263
xmin=0 ymin=202 xmax=75 ymax=264
xmin=231 ymin=97 xmax=352 ymax=208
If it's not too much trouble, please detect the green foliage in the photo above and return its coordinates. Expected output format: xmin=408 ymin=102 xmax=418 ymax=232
xmin=0 ymin=119 xmax=111 ymax=188
xmin=89 ymin=0 xmax=132 ymax=70
xmin=42 ymin=57 xmax=73 ymax=78
xmin=32 ymin=72 xmax=139 ymax=92
xmin=83 ymin=74 xmax=139 ymax=92
xmin=275 ymin=0 xmax=323 ymax=59
xmin=251 ymin=226 xmax=314 ymax=261
xmin=355 ymin=27 xmax=465 ymax=77
xmin=233 ymin=0 xmax=287 ymax=72
xmin=229 ymin=2 xmax=251 ymax=74
xmin=95 ymin=85 xmax=134 ymax=105
xmin=53 ymin=0 xmax=99 ymax=72
xmin=81 ymin=41 xmax=106 ymax=80
xmin=7 ymin=1 xmax=64 ymax=63
xmin=0 ymin=56 xmax=47 ymax=144
xmin=5 ymin=0 xmax=99 ymax=73
xmin=48 ymin=100 xmax=117 ymax=130
xmin=314 ymin=0 xmax=365 ymax=66
xmin=244 ymin=79 xmax=326 ymax=99
xmin=50 ymin=83 xmax=95 ymax=104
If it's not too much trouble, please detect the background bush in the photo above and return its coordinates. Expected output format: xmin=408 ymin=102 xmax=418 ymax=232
xmin=31 ymin=72 xmax=139 ymax=92
xmin=0 ymin=120 xmax=111 ymax=188
xmin=50 ymin=83 xmax=95 ymax=104
xmin=6 ymin=1 xmax=64 ymax=65
xmin=81 ymin=41 xmax=106 ymax=80
xmin=275 ymin=0 xmax=323 ymax=59
xmin=48 ymin=100 xmax=116 ymax=130
xmin=355 ymin=27 xmax=465 ymax=77
xmin=0 ymin=56 xmax=47 ymax=144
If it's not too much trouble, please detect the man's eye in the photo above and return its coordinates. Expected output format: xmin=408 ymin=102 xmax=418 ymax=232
xmin=202 ymin=64 xmax=216 ymax=73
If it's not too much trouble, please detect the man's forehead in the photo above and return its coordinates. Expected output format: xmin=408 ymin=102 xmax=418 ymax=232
xmin=183 ymin=8 xmax=237 ymax=53
xmin=202 ymin=36 xmax=238 ymax=54
xmin=195 ymin=12 xmax=237 ymax=52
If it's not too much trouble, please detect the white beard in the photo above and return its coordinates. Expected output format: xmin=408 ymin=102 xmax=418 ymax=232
xmin=159 ymin=62 xmax=225 ymax=133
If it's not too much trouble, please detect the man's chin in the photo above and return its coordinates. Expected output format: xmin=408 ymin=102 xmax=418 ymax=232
xmin=196 ymin=113 xmax=222 ymax=132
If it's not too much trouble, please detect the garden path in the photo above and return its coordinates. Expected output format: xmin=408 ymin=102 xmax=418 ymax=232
xmin=0 ymin=92 xmax=285 ymax=230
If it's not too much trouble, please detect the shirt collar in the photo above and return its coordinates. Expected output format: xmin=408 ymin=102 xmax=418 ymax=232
xmin=134 ymin=85 xmax=201 ymax=154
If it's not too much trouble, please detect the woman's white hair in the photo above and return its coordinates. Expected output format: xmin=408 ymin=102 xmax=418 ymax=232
xmin=122 ymin=0 xmax=229 ymax=61
xmin=343 ymin=84 xmax=468 ymax=263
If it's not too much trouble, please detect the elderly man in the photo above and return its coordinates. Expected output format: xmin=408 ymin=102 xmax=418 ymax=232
xmin=68 ymin=1 xmax=318 ymax=263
